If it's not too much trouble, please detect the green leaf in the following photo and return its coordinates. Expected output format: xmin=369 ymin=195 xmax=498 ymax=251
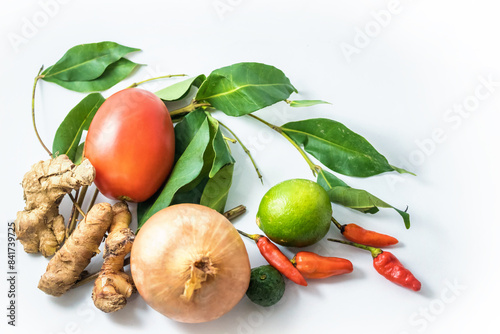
xmin=155 ymin=75 xmax=206 ymax=101
xmin=73 ymin=143 xmax=85 ymax=165
xmin=316 ymin=169 xmax=349 ymax=188
xmin=175 ymin=113 xmax=235 ymax=193
xmin=136 ymin=110 xmax=237 ymax=230
xmin=200 ymin=164 xmax=234 ymax=213
xmin=317 ymin=169 xmax=410 ymax=228
xmin=288 ymin=100 xmax=331 ymax=107
xmin=207 ymin=114 xmax=235 ymax=177
xmin=52 ymin=93 xmax=105 ymax=162
xmin=137 ymin=118 xmax=212 ymax=229
xmin=196 ymin=62 xmax=297 ymax=116
xmin=173 ymin=109 xmax=209 ymax=160
xmin=171 ymin=178 xmax=209 ymax=206
xmin=282 ymin=118 xmax=412 ymax=177
xmin=43 ymin=58 xmax=141 ymax=93
xmin=42 ymin=41 xmax=140 ymax=81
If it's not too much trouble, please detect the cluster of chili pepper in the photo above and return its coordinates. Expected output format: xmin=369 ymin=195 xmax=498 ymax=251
xmin=237 ymin=230 xmax=353 ymax=285
xmin=329 ymin=216 xmax=421 ymax=291
xmin=237 ymin=230 xmax=308 ymax=286
xmin=237 ymin=216 xmax=421 ymax=291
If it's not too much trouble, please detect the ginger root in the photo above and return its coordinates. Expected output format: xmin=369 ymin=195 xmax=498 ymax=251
xmin=38 ymin=202 xmax=113 ymax=296
xmin=15 ymin=154 xmax=95 ymax=257
xmin=92 ymin=202 xmax=135 ymax=313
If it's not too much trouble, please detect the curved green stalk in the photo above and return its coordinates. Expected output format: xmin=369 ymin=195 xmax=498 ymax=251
xmin=32 ymin=66 xmax=52 ymax=156
xmin=218 ymin=120 xmax=263 ymax=183
xmin=126 ymin=74 xmax=187 ymax=88
xmin=247 ymin=114 xmax=318 ymax=176
xmin=169 ymin=100 xmax=211 ymax=117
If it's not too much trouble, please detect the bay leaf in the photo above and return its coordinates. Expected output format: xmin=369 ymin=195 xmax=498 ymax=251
xmin=200 ymin=164 xmax=234 ymax=213
xmin=207 ymin=114 xmax=235 ymax=177
xmin=73 ymin=143 xmax=85 ymax=165
xmin=173 ymin=109 xmax=208 ymax=160
xmin=317 ymin=169 xmax=410 ymax=228
xmin=196 ymin=62 xmax=297 ymax=116
xmin=137 ymin=118 xmax=211 ymax=229
xmin=170 ymin=178 xmax=209 ymax=206
xmin=43 ymin=58 xmax=140 ymax=93
xmin=155 ymin=75 xmax=206 ymax=101
xmin=282 ymin=118 xmax=413 ymax=177
xmin=288 ymin=100 xmax=331 ymax=107
xmin=42 ymin=41 xmax=140 ymax=81
xmin=52 ymin=93 xmax=105 ymax=162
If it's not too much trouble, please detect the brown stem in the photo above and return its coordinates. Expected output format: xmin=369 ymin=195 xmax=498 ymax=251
xmin=67 ymin=193 xmax=86 ymax=218
xmin=87 ymin=188 xmax=100 ymax=212
xmin=67 ymin=185 xmax=88 ymax=237
xmin=223 ymin=204 xmax=246 ymax=221
xmin=67 ymin=189 xmax=78 ymax=232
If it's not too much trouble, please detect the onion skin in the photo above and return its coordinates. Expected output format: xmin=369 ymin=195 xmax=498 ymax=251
xmin=131 ymin=204 xmax=251 ymax=323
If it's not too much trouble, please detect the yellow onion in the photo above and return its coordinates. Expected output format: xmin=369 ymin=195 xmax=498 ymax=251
xmin=131 ymin=204 xmax=251 ymax=323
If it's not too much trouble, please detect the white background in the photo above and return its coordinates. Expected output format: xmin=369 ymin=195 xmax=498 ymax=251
xmin=1 ymin=0 xmax=499 ymax=333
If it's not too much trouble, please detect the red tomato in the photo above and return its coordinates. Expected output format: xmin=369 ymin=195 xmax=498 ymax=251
xmin=84 ymin=88 xmax=175 ymax=202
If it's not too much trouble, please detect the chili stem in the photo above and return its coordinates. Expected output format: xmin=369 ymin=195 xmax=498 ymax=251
xmin=247 ymin=114 xmax=318 ymax=176
xmin=126 ymin=74 xmax=187 ymax=89
xmin=327 ymin=238 xmax=382 ymax=258
xmin=236 ymin=229 xmax=260 ymax=242
xmin=331 ymin=217 xmax=343 ymax=230
xmin=32 ymin=66 xmax=52 ymax=157
xmin=218 ymin=120 xmax=263 ymax=183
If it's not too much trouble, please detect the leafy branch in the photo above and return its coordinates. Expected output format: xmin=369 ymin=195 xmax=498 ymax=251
xmin=37 ymin=42 xmax=413 ymax=230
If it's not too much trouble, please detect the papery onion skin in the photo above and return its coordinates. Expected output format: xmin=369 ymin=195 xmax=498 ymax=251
xmin=131 ymin=204 xmax=251 ymax=323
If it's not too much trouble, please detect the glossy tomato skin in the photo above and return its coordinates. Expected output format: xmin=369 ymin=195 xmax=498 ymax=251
xmin=84 ymin=88 xmax=175 ymax=202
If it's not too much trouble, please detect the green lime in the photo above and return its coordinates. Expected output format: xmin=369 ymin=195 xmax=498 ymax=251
xmin=246 ymin=265 xmax=285 ymax=307
xmin=256 ymin=178 xmax=332 ymax=247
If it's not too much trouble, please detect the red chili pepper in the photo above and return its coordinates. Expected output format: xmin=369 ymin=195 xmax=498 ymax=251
xmin=331 ymin=217 xmax=398 ymax=248
xmin=372 ymin=251 xmax=421 ymax=291
xmin=328 ymin=238 xmax=421 ymax=291
xmin=238 ymin=230 xmax=307 ymax=286
xmin=291 ymin=251 xmax=353 ymax=279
